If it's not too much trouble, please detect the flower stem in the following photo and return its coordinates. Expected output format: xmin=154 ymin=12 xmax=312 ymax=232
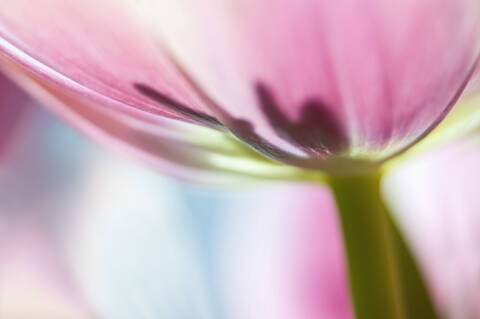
xmin=328 ymin=173 xmax=438 ymax=319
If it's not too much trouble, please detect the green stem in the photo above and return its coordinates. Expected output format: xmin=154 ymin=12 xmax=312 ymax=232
xmin=328 ymin=173 xmax=438 ymax=319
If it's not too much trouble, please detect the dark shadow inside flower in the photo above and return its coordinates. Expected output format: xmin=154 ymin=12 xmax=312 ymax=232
xmin=134 ymin=83 xmax=224 ymax=129
xmin=255 ymin=83 xmax=348 ymax=155
xmin=135 ymin=82 xmax=348 ymax=159
xmin=134 ymin=82 xmax=289 ymax=161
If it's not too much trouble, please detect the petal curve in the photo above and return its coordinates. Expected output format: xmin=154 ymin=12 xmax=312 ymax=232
xmin=147 ymin=0 xmax=480 ymax=162
xmin=0 ymin=0 xmax=222 ymax=128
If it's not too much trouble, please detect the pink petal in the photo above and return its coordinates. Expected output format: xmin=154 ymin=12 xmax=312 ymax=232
xmin=148 ymin=0 xmax=480 ymax=163
xmin=1 ymin=0 xmax=478 ymax=171
xmin=219 ymin=183 xmax=352 ymax=319
xmin=384 ymin=135 xmax=480 ymax=319
xmin=0 ymin=58 xmax=296 ymax=182
xmin=463 ymin=63 xmax=480 ymax=97
xmin=0 ymin=0 xmax=221 ymax=129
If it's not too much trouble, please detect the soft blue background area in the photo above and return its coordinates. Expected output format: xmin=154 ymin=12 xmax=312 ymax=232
xmin=0 ymin=102 xmax=251 ymax=318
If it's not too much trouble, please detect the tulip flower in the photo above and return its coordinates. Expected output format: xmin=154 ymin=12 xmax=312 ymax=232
xmin=0 ymin=0 xmax=479 ymax=170
xmin=1 ymin=0 xmax=479 ymax=318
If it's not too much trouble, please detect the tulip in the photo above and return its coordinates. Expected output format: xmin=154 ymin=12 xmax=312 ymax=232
xmin=0 ymin=0 xmax=479 ymax=171
xmin=1 ymin=1 xmax=479 ymax=318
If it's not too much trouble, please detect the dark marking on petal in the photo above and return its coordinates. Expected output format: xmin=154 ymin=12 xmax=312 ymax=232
xmin=134 ymin=83 xmax=224 ymax=128
xmin=255 ymin=82 xmax=348 ymax=154
xmin=226 ymin=117 xmax=289 ymax=160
